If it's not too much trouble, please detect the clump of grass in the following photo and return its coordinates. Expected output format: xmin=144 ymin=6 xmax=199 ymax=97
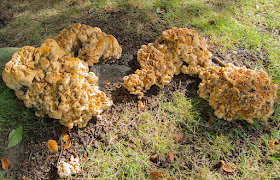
xmin=82 ymin=90 xmax=201 ymax=179
xmin=81 ymin=89 xmax=280 ymax=179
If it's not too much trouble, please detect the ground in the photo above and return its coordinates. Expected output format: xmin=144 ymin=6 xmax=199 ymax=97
xmin=0 ymin=1 xmax=279 ymax=179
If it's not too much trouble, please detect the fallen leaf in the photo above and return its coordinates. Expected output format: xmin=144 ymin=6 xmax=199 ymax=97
xmin=1 ymin=157 xmax=10 ymax=170
xmin=138 ymin=100 xmax=145 ymax=110
xmin=217 ymin=160 xmax=236 ymax=173
xmin=150 ymin=171 xmax=168 ymax=179
xmin=61 ymin=127 xmax=71 ymax=134
xmin=8 ymin=126 xmax=23 ymax=148
xmin=103 ymin=80 xmax=111 ymax=85
xmin=62 ymin=134 xmax=69 ymax=142
xmin=166 ymin=152 xmax=174 ymax=163
xmin=217 ymin=160 xmax=226 ymax=168
xmin=47 ymin=140 xmax=59 ymax=152
xmin=208 ymin=118 xmax=214 ymax=126
xmin=269 ymin=141 xmax=275 ymax=148
xmin=150 ymin=171 xmax=161 ymax=180
xmin=63 ymin=140 xmax=71 ymax=150
xmin=222 ymin=163 xmax=236 ymax=173
xmin=174 ymin=133 xmax=186 ymax=142
xmin=149 ymin=154 xmax=159 ymax=163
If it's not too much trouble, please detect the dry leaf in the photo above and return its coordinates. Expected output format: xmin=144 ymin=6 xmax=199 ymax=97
xmin=47 ymin=140 xmax=59 ymax=152
xmin=222 ymin=163 xmax=236 ymax=173
xmin=268 ymin=141 xmax=275 ymax=148
xmin=1 ymin=157 xmax=10 ymax=170
xmin=150 ymin=154 xmax=159 ymax=160
xmin=174 ymin=133 xmax=186 ymax=142
xmin=103 ymin=80 xmax=111 ymax=85
xmin=138 ymin=100 xmax=145 ymax=110
xmin=217 ymin=160 xmax=226 ymax=168
xmin=166 ymin=152 xmax=174 ymax=163
xmin=149 ymin=154 xmax=159 ymax=163
xmin=61 ymin=127 xmax=71 ymax=134
xmin=62 ymin=134 xmax=69 ymax=142
xmin=217 ymin=160 xmax=236 ymax=173
xmin=150 ymin=171 xmax=161 ymax=180
xmin=64 ymin=140 xmax=71 ymax=150
xmin=208 ymin=118 xmax=214 ymax=126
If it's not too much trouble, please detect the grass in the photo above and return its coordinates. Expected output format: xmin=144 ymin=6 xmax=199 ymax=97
xmin=0 ymin=0 xmax=279 ymax=179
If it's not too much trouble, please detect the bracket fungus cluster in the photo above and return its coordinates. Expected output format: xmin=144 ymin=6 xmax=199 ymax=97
xmin=54 ymin=23 xmax=122 ymax=66
xmin=123 ymin=27 xmax=212 ymax=99
xmin=1 ymin=24 xmax=278 ymax=125
xmin=2 ymin=23 xmax=121 ymax=129
xmin=123 ymin=27 xmax=278 ymax=123
xmin=57 ymin=155 xmax=81 ymax=178
xmin=197 ymin=63 xmax=278 ymax=123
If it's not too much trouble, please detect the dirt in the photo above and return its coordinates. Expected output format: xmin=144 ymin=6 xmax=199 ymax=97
xmin=0 ymin=8 xmax=275 ymax=180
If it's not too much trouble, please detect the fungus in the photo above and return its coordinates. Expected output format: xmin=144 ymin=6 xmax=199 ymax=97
xmin=123 ymin=27 xmax=212 ymax=99
xmin=123 ymin=27 xmax=278 ymax=122
xmin=12 ymin=41 xmax=113 ymax=129
xmin=123 ymin=43 xmax=175 ymax=99
xmin=197 ymin=63 xmax=278 ymax=123
xmin=57 ymin=155 xmax=81 ymax=178
xmin=2 ymin=46 xmax=38 ymax=91
xmin=2 ymin=24 xmax=117 ymax=129
xmin=55 ymin=23 xmax=122 ymax=66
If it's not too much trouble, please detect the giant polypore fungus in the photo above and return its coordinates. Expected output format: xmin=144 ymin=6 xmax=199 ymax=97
xmin=123 ymin=27 xmax=212 ymax=99
xmin=2 ymin=24 xmax=118 ymax=129
xmin=55 ymin=23 xmax=122 ymax=66
xmin=57 ymin=155 xmax=81 ymax=178
xmin=197 ymin=63 xmax=278 ymax=123
xmin=123 ymin=27 xmax=278 ymax=123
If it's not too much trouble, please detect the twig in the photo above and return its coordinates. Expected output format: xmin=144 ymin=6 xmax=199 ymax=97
xmin=212 ymin=56 xmax=226 ymax=67
xmin=56 ymin=136 xmax=64 ymax=168
xmin=22 ymin=169 xmax=46 ymax=180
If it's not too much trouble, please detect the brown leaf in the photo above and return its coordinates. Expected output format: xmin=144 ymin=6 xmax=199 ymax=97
xmin=268 ymin=141 xmax=275 ymax=148
xmin=63 ymin=140 xmax=71 ymax=150
xmin=149 ymin=154 xmax=159 ymax=163
xmin=208 ymin=118 xmax=214 ymax=126
xmin=47 ymin=140 xmax=59 ymax=152
xmin=166 ymin=152 xmax=174 ymax=163
xmin=138 ymin=100 xmax=145 ymax=110
xmin=174 ymin=133 xmax=186 ymax=142
xmin=150 ymin=154 xmax=158 ymax=160
xmin=216 ymin=160 xmax=226 ymax=168
xmin=217 ymin=160 xmax=236 ymax=173
xmin=150 ymin=171 xmax=161 ymax=180
xmin=62 ymin=134 xmax=69 ymax=142
xmin=103 ymin=80 xmax=111 ymax=85
xmin=61 ymin=127 xmax=70 ymax=134
xmin=1 ymin=157 xmax=10 ymax=170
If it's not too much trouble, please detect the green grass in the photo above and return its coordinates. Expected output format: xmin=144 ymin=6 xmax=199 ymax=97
xmin=81 ymin=91 xmax=202 ymax=179
xmin=0 ymin=0 xmax=279 ymax=179
xmin=80 ymin=91 xmax=280 ymax=179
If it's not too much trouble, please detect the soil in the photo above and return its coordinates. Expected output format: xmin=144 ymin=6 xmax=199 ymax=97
xmin=0 ymin=8 xmax=275 ymax=180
